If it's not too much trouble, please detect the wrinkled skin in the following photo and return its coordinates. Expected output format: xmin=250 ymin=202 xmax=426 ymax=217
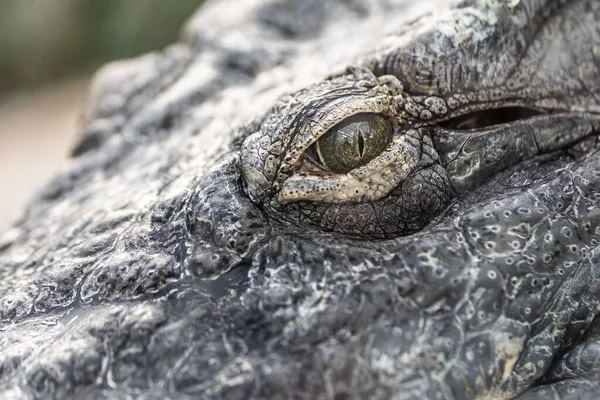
xmin=0 ymin=0 xmax=600 ymax=399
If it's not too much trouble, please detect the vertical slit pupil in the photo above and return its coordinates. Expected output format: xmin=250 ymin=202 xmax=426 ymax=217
xmin=358 ymin=133 xmax=365 ymax=157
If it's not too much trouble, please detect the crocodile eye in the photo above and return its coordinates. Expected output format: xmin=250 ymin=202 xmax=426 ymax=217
xmin=305 ymin=113 xmax=391 ymax=173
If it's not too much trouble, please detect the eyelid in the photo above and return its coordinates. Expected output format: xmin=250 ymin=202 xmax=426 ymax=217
xmin=277 ymin=131 xmax=419 ymax=204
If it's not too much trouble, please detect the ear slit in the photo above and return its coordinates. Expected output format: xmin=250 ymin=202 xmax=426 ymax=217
xmin=437 ymin=106 xmax=545 ymax=130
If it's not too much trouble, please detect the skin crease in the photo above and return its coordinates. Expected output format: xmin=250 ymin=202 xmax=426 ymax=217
xmin=0 ymin=0 xmax=599 ymax=399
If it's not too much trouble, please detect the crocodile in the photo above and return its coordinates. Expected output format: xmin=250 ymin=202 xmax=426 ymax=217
xmin=0 ymin=0 xmax=599 ymax=398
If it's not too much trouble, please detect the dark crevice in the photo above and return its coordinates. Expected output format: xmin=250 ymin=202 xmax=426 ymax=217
xmin=437 ymin=107 xmax=545 ymax=130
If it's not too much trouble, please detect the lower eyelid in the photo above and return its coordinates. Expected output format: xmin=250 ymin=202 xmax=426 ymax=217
xmin=277 ymin=132 xmax=418 ymax=204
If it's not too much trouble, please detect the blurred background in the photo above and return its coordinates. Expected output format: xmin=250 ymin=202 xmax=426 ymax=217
xmin=0 ymin=0 xmax=203 ymax=230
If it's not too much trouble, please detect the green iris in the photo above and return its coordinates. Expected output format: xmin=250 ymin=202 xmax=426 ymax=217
xmin=306 ymin=113 xmax=391 ymax=173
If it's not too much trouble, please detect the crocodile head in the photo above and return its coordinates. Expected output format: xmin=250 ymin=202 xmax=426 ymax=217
xmin=0 ymin=0 xmax=599 ymax=399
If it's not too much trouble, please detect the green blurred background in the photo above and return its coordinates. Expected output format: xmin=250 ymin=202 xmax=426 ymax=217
xmin=0 ymin=0 xmax=204 ymax=230
xmin=0 ymin=0 xmax=202 ymax=95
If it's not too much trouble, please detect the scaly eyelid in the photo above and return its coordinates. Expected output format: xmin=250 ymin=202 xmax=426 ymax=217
xmin=277 ymin=130 xmax=420 ymax=204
